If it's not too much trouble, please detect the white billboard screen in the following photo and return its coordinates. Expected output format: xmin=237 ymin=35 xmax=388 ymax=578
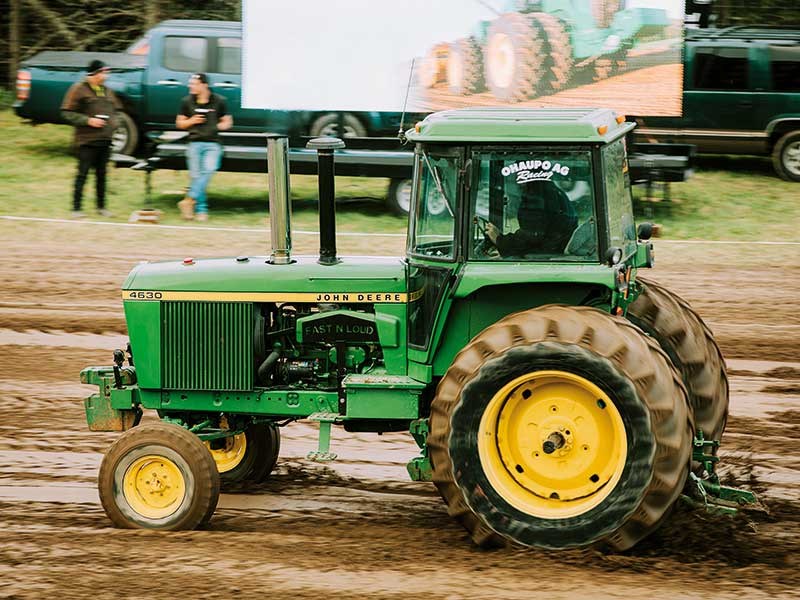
xmin=242 ymin=0 xmax=685 ymax=116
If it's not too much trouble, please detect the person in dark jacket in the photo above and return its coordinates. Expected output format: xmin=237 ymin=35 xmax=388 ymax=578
xmin=61 ymin=59 xmax=123 ymax=218
xmin=486 ymin=180 xmax=578 ymax=257
xmin=175 ymin=72 xmax=233 ymax=221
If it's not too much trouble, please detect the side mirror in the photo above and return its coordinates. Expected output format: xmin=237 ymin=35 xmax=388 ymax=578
xmin=637 ymin=222 xmax=653 ymax=241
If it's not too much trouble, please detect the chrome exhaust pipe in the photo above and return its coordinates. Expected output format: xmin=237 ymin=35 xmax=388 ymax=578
xmin=266 ymin=134 xmax=292 ymax=265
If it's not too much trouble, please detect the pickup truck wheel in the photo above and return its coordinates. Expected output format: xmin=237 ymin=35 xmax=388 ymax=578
xmin=772 ymin=131 xmax=800 ymax=182
xmin=309 ymin=113 xmax=367 ymax=138
xmin=387 ymin=178 xmax=413 ymax=216
xmin=111 ymin=111 xmax=139 ymax=155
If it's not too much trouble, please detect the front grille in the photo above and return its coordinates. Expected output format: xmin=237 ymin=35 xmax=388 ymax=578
xmin=162 ymin=301 xmax=253 ymax=391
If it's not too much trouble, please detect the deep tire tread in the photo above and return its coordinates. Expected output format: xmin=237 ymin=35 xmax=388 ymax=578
xmin=429 ymin=305 xmax=692 ymax=551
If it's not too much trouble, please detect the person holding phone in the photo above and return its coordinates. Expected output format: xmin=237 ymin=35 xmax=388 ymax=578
xmin=61 ymin=59 xmax=122 ymax=218
xmin=175 ymin=73 xmax=233 ymax=221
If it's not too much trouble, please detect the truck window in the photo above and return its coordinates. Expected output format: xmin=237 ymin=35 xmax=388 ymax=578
xmin=770 ymin=46 xmax=800 ymax=92
xmin=164 ymin=36 xmax=208 ymax=72
xmin=693 ymin=47 xmax=748 ymax=90
xmin=216 ymin=38 xmax=241 ymax=74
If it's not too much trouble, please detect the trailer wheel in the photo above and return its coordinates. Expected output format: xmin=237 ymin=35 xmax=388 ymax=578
xmin=484 ymin=13 xmax=546 ymax=102
xmin=205 ymin=422 xmax=280 ymax=485
xmin=387 ymin=178 xmax=413 ymax=216
xmin=99 ymin=421 xmax=220 ymax=530
xmin=447 ymin=37 xmax=485 ymax=95
xmin=111 ymin=111 xmax=139 ymax=155
xmin=627 ymin=277 xmax=729 ymax=445
xmin=772 ymin=130 xmax=800 ymax=182
xmin=309 ymin=113 xmax=367 ymax=138
xmin=429 ymin=305 xmax=691 ymax=550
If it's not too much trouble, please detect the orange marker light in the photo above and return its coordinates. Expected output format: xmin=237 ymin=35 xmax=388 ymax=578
xmin=598 ymin=125 xmax=608 ymax=135
xmin=415 ymin=122 xmax=422 ymax=133
xmin=616 ymin=115 xmax=625 ymax=124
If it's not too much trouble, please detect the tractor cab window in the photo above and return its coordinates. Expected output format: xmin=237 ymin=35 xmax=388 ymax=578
xmin=409 ymin=151 xmax=459 ymax=260
xmin=602 ymin=139 xmax=636 ymax=258
xmin=470 ymin=148 xmax=597 ymax=261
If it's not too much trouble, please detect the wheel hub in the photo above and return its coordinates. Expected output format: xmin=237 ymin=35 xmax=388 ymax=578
xmin=123 ymin=455 xmax=186 ymax=519
xmin=206 ymin=433 xmax=247 ymax=473
xmin=487 ymin=33 xmax=515 ymax=90
xmin=478 ymin=370 xmax=627 ymax=518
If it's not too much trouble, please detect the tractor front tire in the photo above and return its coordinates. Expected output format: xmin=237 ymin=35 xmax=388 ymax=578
xmin=429 ymin=305 xmax=691 ymax=550
xmin=206 ymin=422 xmax=281 ymax=486
xmin=99 ymin=421 xmax=220 ymax=530
xmin=627 ymin=277 xmax=729 ymax=444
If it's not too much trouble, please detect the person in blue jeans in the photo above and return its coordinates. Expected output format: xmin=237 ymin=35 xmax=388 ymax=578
xmin=175 ymin=73 xmax=233 ymax=221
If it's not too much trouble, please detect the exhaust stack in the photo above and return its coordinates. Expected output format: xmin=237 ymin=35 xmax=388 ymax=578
xmin=307 ymin=136 xmax=345 ymax=265
xmin=266 ymin=134 xmax=292 ymax=265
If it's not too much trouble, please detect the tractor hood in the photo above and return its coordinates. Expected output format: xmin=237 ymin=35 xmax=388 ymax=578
xmin=122 ymin=255 xmax=408 ymax=303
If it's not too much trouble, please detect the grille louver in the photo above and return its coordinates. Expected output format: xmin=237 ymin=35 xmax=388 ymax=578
xmin=162 ymin=301 xmax=253 ymax=391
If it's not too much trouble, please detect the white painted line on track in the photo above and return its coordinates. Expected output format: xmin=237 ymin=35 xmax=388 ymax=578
xmin=2 ymin=215 xmax=800 ymax=244
xmin=0 ymin=215 xmax=408 ymax=237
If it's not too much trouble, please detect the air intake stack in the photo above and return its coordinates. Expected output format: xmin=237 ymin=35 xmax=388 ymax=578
xmin=307 ymin=136 xmax=345 ymax=265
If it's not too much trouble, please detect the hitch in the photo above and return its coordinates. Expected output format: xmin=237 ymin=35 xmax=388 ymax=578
xmin=683 ymin=430 xmax=761 ymax=515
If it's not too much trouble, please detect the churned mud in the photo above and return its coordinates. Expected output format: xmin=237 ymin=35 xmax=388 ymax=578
xmin=0 ymin=220 xmax=798 ymax=599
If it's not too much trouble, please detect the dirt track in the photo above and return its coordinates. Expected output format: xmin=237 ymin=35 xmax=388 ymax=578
xmin=0 ymin=218 xmax=798 ymax=599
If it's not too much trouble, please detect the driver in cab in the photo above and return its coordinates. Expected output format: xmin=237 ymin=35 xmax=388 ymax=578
xmin=485 ymin=180 xmax=577 ymax=257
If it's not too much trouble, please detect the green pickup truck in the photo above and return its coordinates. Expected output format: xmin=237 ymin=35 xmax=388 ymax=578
xmin=636 ymin=26 xmax=800 ymax=181
xmin=13 ymin=19 xmax=413 ymax=155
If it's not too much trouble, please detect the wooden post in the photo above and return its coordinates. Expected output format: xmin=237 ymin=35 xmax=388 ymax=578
xmin=9 ymin=0 xmax=20 ymax=88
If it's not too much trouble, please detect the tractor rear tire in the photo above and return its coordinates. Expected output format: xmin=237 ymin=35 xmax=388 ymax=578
xmin=447 ymin=37 xmax=485 ymax=95
xmin=207 ymin=422 xmax=281 ymax=486
xmin=99 ymin=421 xmax=220 ymax=530
xmin=626 ymin=277 xmax=729 ymax=444
xmin=591 ymin=0 xmax=621 ymax=29
xmin=529 ymin=13 xmax=573 ymax=93
xmin=429 ymin=305 xmax=691 ymax=550
xmin=484 ymin=12 xmax=546 ymax=102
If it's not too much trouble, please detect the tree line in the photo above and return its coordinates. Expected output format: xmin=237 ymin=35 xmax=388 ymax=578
xmin=2 ymin=0 xmax=800 ymax=90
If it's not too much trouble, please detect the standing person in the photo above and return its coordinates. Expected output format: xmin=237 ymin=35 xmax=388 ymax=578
xmin=176 ymin=73 xmax=233 ymax=221
xmin=61 ymin=59 xmax=122 ymax=218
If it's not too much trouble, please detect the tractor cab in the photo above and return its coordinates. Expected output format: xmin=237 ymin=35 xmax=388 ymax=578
xmin=406 ymin=107 xmax=639 ymax=265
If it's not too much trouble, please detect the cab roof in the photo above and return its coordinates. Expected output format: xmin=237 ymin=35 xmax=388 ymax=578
xmin=405 ymin=107 xmax=634 ymax=144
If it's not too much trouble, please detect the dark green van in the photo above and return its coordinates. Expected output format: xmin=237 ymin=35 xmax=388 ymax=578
xmin=635 ymin=26 xmax=800 ymax=181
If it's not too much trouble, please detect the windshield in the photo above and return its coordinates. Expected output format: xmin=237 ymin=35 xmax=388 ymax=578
xmin=409 ymin=151 xmax=459 ymax=260
xmin=470 ymin=148 xmax=598 ymax=261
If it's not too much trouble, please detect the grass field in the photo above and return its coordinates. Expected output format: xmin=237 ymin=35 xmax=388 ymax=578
xmin=1 ymin=107 xmax=798 ymax=241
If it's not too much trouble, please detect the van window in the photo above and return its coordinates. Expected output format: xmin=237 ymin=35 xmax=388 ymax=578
xmin=770 ymin=46 xmax=800 ymax=92
xmin=216 ymin=38 xmax=241 ymax=74
xmin=163 ymin=37 xmax=207 ymax=72
xmin=693 ymin=47 xmax=749 ymax=90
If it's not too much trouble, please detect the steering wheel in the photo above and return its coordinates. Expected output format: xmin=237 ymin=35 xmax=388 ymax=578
xmin=473 ymin=216 xmax=498 ymax=257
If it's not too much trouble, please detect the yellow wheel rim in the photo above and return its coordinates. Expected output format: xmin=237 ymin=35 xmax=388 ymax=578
xmin=478 ymin=370 xmax=627 ymax=519
xmin=123 ymin=455 xmax=186 ymax=519
xmin=206 ymin=433 xmax=247 ymax=474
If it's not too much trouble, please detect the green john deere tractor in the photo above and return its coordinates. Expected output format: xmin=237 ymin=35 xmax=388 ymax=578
xmin=81 ymin=107 xmax=751 ymax=550
xmin=421 ymin=0 xmax=671 ymax=100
